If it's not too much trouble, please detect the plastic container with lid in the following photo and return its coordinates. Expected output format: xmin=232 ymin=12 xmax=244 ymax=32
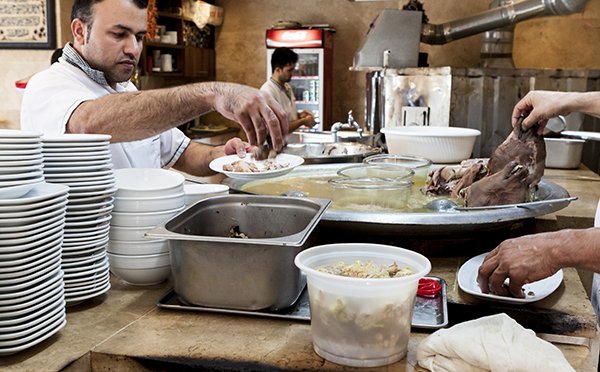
xmin=295 ymin=243 xmax=431 ymax=367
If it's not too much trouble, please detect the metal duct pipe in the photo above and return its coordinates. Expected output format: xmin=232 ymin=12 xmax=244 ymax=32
xmin=421 ymin=0 xmax=589 ymax=45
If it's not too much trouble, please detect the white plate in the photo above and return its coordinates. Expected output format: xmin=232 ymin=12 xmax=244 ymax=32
xmin=41 ymin=146 xmax=109 ymax=153
xmin=42 ymin=150 xmax=112 ymax=159
xmin=0 ymin=270 xmax=63 ymax=301
xmin=457 ymin=252 xmax=564 ymax=304
xmin=0 ymin=260 xmax=61 ymax=290
xmin=0 ymin=316 xmax=66 ymax=354
xmin=0 ymin=154 xmax=42 ymax=162
xmin=62 ymin=244 xmax=108 ymax=258
xmin=209 ymin=153 xmax=304 ymax=180
xmin=65 ymin=280 xmax=110 ymax=303
xmin=42 ymin=133 xmax=111 ymax=142
xmin=0 ymin=184 xmax=37 ymax=199
xmin=43 ymin=163 xmax=113 ymax=173
xmin=0 ymin=137 xmax=41 ymax=144
xmin=0 ymin=300 xmax=64 ymax=335
xmin=0 ymin=221 xmax=64 ymax=247
xmin=0 ymin=281 xmax=63 ymax=316
xmin=0 ymin=143 xmax=42 ymax=150
xmin=0 ymin=194 xmax=67 ymax=213
xmin=0 ymin=129 xmax=42 ymax=139
xmin=0 ymin=148 xmax=41 ymax=155
xmin=45 ymin=169 xmax=114 ymax=179
xmin=0 ymin=169 xmax=43 ymax=181
xmin=0 ymin=183 xmax=68 ymax=205
xmin=0 ymin=164 xmax=42 ymax=174
xmin=0 ymin=175 xmax=44 ymax=188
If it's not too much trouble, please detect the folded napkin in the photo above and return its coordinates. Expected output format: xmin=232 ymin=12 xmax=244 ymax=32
xmin=416 ymin=313 xmax=574 ymax=372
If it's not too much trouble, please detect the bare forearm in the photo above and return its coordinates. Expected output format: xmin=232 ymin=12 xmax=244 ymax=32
xmin=568 ymin=92 xmax=600 ymax=119
xmin=67 ymin=82 xmax=224 ymax=142
xmin=288 ymin=117 xmax=311 ymax=133
xmin=172 ymin=141 xmax=225 ymax=177
xmin=553 ymin=228 xmax=600 ymax=272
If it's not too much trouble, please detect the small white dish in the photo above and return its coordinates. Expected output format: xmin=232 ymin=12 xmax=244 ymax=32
xmin=114 ymin=168 xmax=185 ymax=197
xmin=183 ymin=183 xmax=229 ymax=205
xmin=457 ymin=252 xmax=564 ymax=304
xmin=0 ymin=129 xmax=42 ymax=138
xmin=113 ymin=193 xmax=185 ymax=213
xmin=0 ymin=184 xmax=37 ymax=199
xmin=209 ymin=153 xmax=304 ymax=180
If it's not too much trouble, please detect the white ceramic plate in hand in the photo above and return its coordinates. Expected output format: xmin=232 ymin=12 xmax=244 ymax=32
xmin=209 ymin=153 xmax=304 ymax=180
xmin=457 ymin=252 xmax=563 ymax=304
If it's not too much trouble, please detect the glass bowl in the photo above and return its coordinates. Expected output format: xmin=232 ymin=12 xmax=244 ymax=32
xmin=363 ymin=154 xmax=431 ymax=187
xmin=328 ymin=177 xmax=412 ymax=211
xmin=336 ymin=164 xmax=414 ymax=182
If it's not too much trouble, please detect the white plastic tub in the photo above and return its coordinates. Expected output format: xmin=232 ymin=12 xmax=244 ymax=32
xmin=381 ymin=126 xmax=480 ymax=163
xmin=295 ymin=243 xmax=431 ymax=367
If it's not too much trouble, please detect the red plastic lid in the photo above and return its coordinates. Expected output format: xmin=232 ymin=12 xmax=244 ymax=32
xmin=418 ymin=278 xmax=441 ymax=298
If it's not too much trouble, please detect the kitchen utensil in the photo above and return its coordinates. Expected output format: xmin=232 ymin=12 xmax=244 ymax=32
xmin=364 ymin=154 xmax=432 ymax=187
xmin=282 ymin=142 xmax=381 ymax=164
xmin=294 ymin=243 xmax=431 ymax=367
xmin=544 ymin=137 xmax=585 ymax=169
xmin=146 ymin=195 xmax=330 ymax=311
xmin=561 ymin=130 xmax=600 ymax=141
xmin=381 ymin=126 xmax=481 ymax=163
xmin=458 ymin=252 xmax=563 ymax=304
xmin=455 ymin=196 xmax=577 ymax=211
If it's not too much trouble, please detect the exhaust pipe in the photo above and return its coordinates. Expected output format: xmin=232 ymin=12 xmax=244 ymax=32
xmin=421 ymin=0 xmax=589 ymax=45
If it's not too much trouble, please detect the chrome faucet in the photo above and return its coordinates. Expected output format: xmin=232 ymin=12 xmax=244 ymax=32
xmin=332 ymin=110 xmax=363 ymax=142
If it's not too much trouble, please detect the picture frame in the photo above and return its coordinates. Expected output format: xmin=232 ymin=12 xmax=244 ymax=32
xmin=0 ymin=0 xmax=56 ymax=49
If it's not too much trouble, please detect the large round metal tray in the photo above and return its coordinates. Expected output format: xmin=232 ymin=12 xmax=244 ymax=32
xmin=223 ymin=164 xmax=573 ymax=236
xmin=282 ymin=142 xmax=381 ymax=164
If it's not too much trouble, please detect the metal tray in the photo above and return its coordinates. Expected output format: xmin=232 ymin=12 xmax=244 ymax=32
xmin=156 ymin=277 xmax=448 ymax=330
xmin=224 ymin=164 xmax=574 ymax=235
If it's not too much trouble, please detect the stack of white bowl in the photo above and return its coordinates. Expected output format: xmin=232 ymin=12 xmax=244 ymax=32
xmin=109 ymin=168 xmax=185 ymax=286
xmin=183 ymin=183 xmax=229 ymax=206
xmin=0 ymin=129 xmax=45 ymax=198
xmin=0 ymin=180 xmax=69 ymax=355
xmin=41 ymin=134 xmax=115 ymax=305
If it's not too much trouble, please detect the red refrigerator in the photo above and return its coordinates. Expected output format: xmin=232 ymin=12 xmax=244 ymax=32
xmin=266 ymin=28 xmax=334 ymax=130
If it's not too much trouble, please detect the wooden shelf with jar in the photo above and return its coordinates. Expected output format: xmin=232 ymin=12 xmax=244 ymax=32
xmin=141 ymin=0 xmax=215 ymax=84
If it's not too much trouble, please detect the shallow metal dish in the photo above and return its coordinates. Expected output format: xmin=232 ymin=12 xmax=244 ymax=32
xmin=146 ymin=195 xmax=330 ymax=311
xmin=282 ymin=142 xmax=381 ymax=164
xmin=224 ymin=164 xmax=574 ymax=236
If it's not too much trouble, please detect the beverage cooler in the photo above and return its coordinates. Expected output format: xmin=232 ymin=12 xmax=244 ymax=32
xmin=266 ymin=28 xmax=334 ymax=130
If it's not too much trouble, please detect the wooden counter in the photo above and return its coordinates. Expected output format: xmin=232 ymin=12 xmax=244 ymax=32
xmin=2 ymin=166 xmax=599 ymax=371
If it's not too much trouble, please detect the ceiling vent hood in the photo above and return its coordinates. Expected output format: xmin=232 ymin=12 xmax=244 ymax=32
xmin=352 ymin=0 xmax=590 ymax=70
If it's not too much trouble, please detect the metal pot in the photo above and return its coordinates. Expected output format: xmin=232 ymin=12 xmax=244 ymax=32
xmin=282 ymin=142 xmax=382 ymax=164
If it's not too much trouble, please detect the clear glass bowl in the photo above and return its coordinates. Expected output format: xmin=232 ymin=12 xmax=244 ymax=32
xmin=363 ymin=154 xmax=431 ymax=187
xmin=336 ymin=164 xmax=414 ymax=183
xmin=328 ymin=177 xmax=412 ymax=211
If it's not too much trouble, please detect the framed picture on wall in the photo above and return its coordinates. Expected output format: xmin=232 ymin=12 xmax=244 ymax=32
xmin=0 ymin=0 xmax=56 ymax=49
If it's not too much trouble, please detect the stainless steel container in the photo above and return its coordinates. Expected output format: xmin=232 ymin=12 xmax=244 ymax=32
xmin=146 ymin=195 xmax=330 ymax=311
xmin=544 ymin=138 xmax=585 ymax=169
xmin=283 ymin=142 xmax=381 ymax=164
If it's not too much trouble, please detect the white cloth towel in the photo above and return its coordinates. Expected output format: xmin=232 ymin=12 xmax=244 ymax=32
xmin=416 ymin=313 xmax=574 ymax=372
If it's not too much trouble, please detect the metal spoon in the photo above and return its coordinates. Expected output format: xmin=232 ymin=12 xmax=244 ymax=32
xmin=425 ymin=199 xmax=459 ymax=212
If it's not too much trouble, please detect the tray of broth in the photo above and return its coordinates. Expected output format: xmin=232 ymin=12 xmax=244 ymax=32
xmin=223 ymin=163 xmax=573 ymax=235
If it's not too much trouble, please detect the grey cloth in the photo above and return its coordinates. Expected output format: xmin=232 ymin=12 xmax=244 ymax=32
xmin=61 ymin=43 xmax=110 ymax=87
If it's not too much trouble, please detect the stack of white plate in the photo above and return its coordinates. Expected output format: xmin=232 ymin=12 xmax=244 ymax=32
xmin=0 ymin=129 xmax=45 ymax=199
xmin=0 ymin=182 xmax=69 ymax=355
xmin=109 ymin=168 xmax=185 ymax=286
xmin=41 ymin=134 xmax=115 ymax=305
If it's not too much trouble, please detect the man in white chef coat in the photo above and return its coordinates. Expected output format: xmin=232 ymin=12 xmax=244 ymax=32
xmin=21 ymin=0 xmax=288 ymax=175
xmin=260 ymin=47 xmax=315 ymax=133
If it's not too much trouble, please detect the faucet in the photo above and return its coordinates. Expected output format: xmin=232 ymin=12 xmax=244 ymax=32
xmin=331 ymin=110 xmax=363 ymax=142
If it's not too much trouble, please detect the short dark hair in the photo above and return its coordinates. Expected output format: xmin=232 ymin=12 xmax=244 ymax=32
xmin=71 ymin=0 xmax=149 ymax=23
xmin=271 ymin=47 xmax=298 ymax=73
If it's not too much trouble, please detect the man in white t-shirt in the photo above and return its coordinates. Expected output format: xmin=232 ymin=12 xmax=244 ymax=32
xmin=21 ymin=0 xmax=288 ymax=174
xmin=260 ymin=48 xmax=315 ymax=134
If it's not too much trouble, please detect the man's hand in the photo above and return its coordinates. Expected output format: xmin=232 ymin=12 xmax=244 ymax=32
xmin=477 ymin=232 xmax=562 ymax=297
xmin=511 ymin=91 xmax=574 ymax=134
xmin=223 ymin=137 xmax=252 ymax=157
xmin=299 ymin=110 xmax=316 ymax=128
xmin=212 ymin=83 xmax=288 ymax=151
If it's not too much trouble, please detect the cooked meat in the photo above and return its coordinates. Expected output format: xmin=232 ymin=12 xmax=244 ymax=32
xmin=426 ymin=159 xmax=488 ymax=196
xmin=229 ymin=225 xmax=249 ymax=239
xmin=223 ymin=160 xmax=259 ymax=173
xmin=460 ymin=161 xmax=530 ymax=206
xmin=487 ymin=116 xmax=545 ymax=188
xmin=461 ymin=117 xmax=545 ymax=206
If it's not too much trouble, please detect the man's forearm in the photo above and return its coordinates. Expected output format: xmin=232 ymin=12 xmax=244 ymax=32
xmin=172 ymin=141 xmax=225 ymax=177
xmin=553 ymin=228 xmax=600 ymax=272
xmin=67 ymin=82 xmax=224 ymax=142
xmin=571 ymin=92 xmax=600 ymax=119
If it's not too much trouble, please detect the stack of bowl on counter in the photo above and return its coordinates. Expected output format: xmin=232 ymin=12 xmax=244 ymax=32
xmin=40 ymin=134 xmax=116 ymax=305
xmin=108 ymin=168 xmax=185 ymax=286
xmin=0 ymin=130 xmax=69 ymax=355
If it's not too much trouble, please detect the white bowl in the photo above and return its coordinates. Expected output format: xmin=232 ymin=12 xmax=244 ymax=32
xmin=108 ymin=239 xmax=170 ymax=255
xmin=113 ymin=193 xmax=185 ymax=212
xmin=114 ymin=168 xmax=184 ymax=197
xmin=381 ymin=126 xmax=480 ymax=163
xmin=108 ymin=252 xmax=171 ymax=286
xmin=184 ymin=184 xmax=229 ymax=205
xmin=295 ymin=243 xmax=431 ymax=368
xmin=109 ymin=224 xmax=157 ymax=241
xmin=110 ymin=206 xmax=184 ymax=227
